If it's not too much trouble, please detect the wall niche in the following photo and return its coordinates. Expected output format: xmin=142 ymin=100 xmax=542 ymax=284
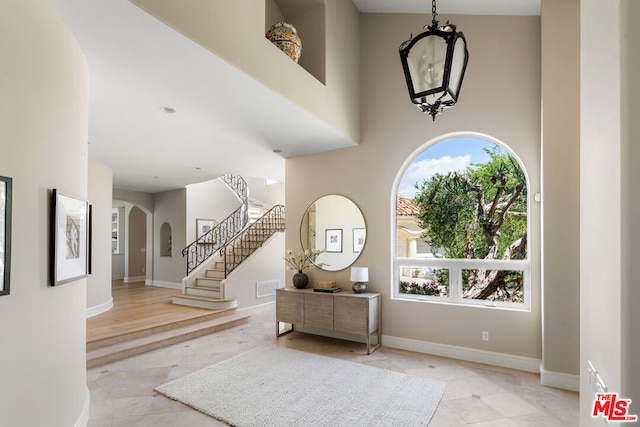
xmin=265 ymin=0 xmax=326 ymax=84
xmin=160 ymin=222 xmax=172 ymax=257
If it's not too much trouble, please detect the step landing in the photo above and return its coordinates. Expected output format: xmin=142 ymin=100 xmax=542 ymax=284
xmin=87 ymin=308 xmax=250 ymax=368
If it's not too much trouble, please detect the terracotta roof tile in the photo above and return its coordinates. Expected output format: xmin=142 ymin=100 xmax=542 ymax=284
xmin=397 ymin=195 xmax=420 ymax=216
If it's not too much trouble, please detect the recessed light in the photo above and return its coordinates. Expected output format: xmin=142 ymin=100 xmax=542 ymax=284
xmin=153 ymin=176 xmax=159 ymax=179
xmin=273 ymin=149 xmax=282 ymax=153
xmin=160 ymin=106 xmax=176 ymax=114
xmin=194 ymin=167 xmax=201 ymax=170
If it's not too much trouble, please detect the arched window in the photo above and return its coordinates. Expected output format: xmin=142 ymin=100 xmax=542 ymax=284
xmin=393 ymin=135 xmax=530 ymax=309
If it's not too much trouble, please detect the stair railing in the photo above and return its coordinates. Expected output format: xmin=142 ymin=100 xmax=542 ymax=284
xmin=219 ymin=205 xmax=285 ymax=277
xmin=222 ymin=173 xmax=248 ymax=205
xmin=182 ymin=174 xmax=249 ymax=275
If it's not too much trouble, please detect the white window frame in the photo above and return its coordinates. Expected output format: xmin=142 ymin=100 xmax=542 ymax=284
xmin=391 ymin=132 xmax=531 ymax=311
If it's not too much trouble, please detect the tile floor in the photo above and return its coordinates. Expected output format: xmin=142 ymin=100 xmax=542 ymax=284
xmin=87 ymin=303 xmax=579 ymax=426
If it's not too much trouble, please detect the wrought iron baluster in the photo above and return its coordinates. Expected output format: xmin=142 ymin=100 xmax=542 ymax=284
xmin=181 ymin=174 xmax=249 ymax=275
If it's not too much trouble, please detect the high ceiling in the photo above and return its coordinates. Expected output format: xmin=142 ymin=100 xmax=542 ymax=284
xmin=43 ymin=0 xmax=541 ymax=193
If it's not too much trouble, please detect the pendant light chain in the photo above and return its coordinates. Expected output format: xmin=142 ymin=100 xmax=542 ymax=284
xmin=431 ymin=0 xmax=438 ymax=24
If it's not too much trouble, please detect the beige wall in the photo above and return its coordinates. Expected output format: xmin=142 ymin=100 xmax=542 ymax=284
xmin=541 ymin=0 xmax=580 ymax=378
xmin=621 ymin=0 xmax=640 ymax=406
xmin=287 ymin=14 xmax=543 ymax=361
xmin=129 ymin=0 xmax=360 ymax=144
xmin=153 ymin=189 xmax=187 ymax=285
xmin=245 ymin=176 xmax=285 ymax=206
xmin=224 ymin=233 xmax=286 ymax=308
xmin=0 ymin=0 xmax=90 ymax=425
xmin=185 ymin=178 xmax=241 ymax=243
xmin=580 ymin=0 xmax=639 ymax=422
xmin=87 ymin=160 xmax=114 ymax=316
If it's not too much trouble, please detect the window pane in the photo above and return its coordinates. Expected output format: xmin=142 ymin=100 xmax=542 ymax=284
xmin=399 ymin=266 xmax=449 ymax=297
xmin=397 ymin=139 xmax=527 ymax=261
xmin=462 ymin=269 xmax=523 ymax=303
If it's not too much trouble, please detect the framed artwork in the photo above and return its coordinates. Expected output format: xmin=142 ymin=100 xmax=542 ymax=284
xmin=0 ymin=176 xmax=12 ymax=297
xmin=353 ymin=228 xmax=366 ymax=253
xmin=51 ymin=189 xmax=89 ymax=286
xmin=325 ymin=229 xmax=343 ymax=253
xmin=196 ymin=218 xmax=218 ymax=243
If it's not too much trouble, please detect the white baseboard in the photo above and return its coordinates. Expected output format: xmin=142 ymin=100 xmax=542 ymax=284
xmin=149 ymin=280 xmax=181 ymax=290
xmin=540 ymin=366 xmax=580 ymax=391
xmin=124 ymin=275 xmax=146 ymax=283
xmin=86 ymin=298 xmax=113 ymax=318
xmin=382 ymin=334 xmax=541 ymax=373
xmin=74 ymin=386 xmax=90 ymax=427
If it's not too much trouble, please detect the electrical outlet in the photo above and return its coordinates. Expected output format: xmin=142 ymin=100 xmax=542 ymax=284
xmin=482 ymin=331 xmax=489 ymax=341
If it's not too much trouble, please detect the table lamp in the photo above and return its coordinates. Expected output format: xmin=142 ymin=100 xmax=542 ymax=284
xmin=350 ymin=267 xmax=368 ymax=293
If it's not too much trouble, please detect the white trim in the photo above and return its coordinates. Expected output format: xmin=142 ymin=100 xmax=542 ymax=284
xmin=124 ymin=275 xmax=146 ymax=283
xmin=391 ymin=133 xmax=533 ymax=310
xmin=73 ymin=386 xmax=90 ymax=427
xmin=238 ymin=300 xmax=275 ymax=313
xmin=540 ymin=365 xmax=580 ymax=392
xmin=382 ymin=334 xmax=541 ymax=373
xmin=149 ymin=280 xmax=181 ymax=290
xmin=85 ymin=297 xmax=113 ymax=318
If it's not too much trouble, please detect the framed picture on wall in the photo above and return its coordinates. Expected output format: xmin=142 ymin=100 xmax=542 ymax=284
xmin=325 ymin=228 xmax=343 ymax=253
xmin=353 ymin=228 xmax=366 ymax=253
xmin=196 ymin=218 xmax=218 ymax=244
xmin=0 ymin=176 xmax=12 ymax=297
xmin=51 ymin=189 xmax=89 ymax=286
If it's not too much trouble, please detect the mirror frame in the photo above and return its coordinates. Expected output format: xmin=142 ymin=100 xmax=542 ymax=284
xmin=300 ymin=194 xmax=366 ymax=272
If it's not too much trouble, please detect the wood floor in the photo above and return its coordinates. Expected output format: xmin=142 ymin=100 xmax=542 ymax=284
xmin=87 ymin=280 xmax=223 ymax=344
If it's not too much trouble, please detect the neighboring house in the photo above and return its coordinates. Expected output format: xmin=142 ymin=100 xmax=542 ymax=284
xmin=396 ymin=195 xmax=433 ymax=258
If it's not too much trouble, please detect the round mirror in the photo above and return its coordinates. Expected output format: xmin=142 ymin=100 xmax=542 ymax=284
xmin=300 ymin=195 xmax=366 ymax=271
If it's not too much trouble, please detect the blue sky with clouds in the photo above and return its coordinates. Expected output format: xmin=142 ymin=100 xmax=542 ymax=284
xmin=398 ymin=137 xmax=496 ymax=198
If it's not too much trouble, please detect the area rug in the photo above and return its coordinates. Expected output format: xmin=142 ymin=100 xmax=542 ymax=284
xmin=155 ymin=345 xmax=446 ymax=426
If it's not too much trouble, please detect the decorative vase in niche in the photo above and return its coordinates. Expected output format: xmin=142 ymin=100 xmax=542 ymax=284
xmin=292 ymin=271 xmax=309 ymax=289
xmin=266 ymin=22 xmax=302 ymax=63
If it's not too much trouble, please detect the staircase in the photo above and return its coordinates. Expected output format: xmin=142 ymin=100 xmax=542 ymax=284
xmin=172 ymin=260 xmax=238 ymax=310
xmin=175 ymin=174 xmax=285 ymax=310
xmin=174 ymin=205 xmax=285 ymax=309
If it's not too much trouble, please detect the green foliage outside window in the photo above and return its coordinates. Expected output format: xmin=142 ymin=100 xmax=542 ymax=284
xmin=413 ymin=145 xmax=527 ymax=302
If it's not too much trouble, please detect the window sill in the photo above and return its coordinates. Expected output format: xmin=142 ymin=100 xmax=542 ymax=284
xmin=391 ymin=294 xmax=531 ymax=312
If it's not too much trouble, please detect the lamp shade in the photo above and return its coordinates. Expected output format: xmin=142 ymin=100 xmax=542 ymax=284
xmin=350 ymin=267 xmax=369 ymax=282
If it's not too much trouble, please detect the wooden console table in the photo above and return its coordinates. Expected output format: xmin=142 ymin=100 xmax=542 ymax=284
xmin=276 ymin=288 xmax=381 ymax=354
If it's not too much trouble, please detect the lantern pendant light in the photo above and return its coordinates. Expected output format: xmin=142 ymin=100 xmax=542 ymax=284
xmin=399 ymin=0 xmax=469 ymax=120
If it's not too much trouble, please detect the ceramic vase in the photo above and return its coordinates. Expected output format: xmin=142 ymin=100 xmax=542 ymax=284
xmin=266 ymin=22 xmax=302 ymax=63
xmin=292 ymin=271 xmax=309 ymax=289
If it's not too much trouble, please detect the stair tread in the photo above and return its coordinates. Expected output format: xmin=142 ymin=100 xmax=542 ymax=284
xmin=87 ymin=312 xmax=251 ymax=360
xmin=187 ymin=284 xmax=221 ymax=290
xmin=192 ymin=281 xmax=222 ymax=288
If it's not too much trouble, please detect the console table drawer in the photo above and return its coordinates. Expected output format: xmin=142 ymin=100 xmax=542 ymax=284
xmin=304 ymin=293 xmax=333 ymax=329
xmin=334 ymin=296 xmax=367 ymax=335
xmin=276 ymin=290 xmax=303 ymax=324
